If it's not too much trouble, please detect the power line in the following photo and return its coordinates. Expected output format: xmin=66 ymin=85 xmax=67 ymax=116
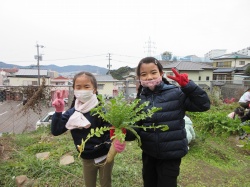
xmin=111 ymin=53 xmax=142 ymax=59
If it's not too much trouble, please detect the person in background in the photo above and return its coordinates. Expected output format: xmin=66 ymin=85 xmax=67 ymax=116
xmin=51 ymin=71 xmax=123 ymax=187
xmin=240 ymin=108 xmax=250 ymax=122
xmin=227 ymin=107 xmax=245 ymax=120
xmin=238 ymin=88 xmax=250 ymax=109
xmin=184 ymin=115 xmax=195 ymax=145
xmin=121 ymin=57 xmax=210 ymax=187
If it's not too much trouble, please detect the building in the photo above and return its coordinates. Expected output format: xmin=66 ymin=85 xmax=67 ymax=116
xmin=161 ymin=61 xmax=215 ymax=88
xmin=179 ymin=55 xmax=202 ymax=62
xmin=122 ymin=72 xmax=137 ymax=95
xmin=211 ymin=53 xmax=250 ymax=80
xmin=236 ymin=46 xmax=250 ymax=56
xmin=204 ymin=49 xmax=227 ymax=62
xmin=7 ymin=69 xmax=50 ymax=86
xmin=50 ymin=76 xmax=70 ymax=85
xmin=95 ymin=75 xmax=119 ymax=98
xmin=0 ymin=68 xmax=18 ymax=85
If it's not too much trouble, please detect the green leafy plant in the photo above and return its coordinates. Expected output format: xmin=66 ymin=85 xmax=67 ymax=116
xmin=77 ymin=92 xmax=168 ymax=161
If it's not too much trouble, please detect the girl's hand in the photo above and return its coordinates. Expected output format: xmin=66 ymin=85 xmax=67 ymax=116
xmin=113 ymin=139 xmax=126 ymax=153
xmin=52 ymin=90 xmax=65 ymax=113
xmin=167 ymin=68 xmax=189 ymax=87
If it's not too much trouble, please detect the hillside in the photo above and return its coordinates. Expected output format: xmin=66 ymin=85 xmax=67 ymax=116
xmin=0 ymin=61 xmax=109 ymax=75
xmin=0 ymin=61 xmax=136 ymax=78
xmin=1 ymin=101 xmax=250 ymax=186
xmin=0 ymin=127 xmax=249 ymax=187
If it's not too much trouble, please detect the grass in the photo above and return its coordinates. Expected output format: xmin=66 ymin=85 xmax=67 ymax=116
xmin=1 ymin=110 xmax=250 ymax=186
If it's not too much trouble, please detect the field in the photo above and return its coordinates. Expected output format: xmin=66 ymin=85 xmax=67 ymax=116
xmin=0 ymin=99 xmax=250 ymax=187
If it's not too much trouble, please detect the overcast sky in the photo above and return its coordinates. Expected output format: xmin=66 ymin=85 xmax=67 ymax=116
xmin=0 ymin=0 xmax=249 ymax=69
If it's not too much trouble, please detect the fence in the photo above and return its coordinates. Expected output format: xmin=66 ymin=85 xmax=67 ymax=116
xmin=0 ymin=85 xmax=73 ymax=135
xmin=0 ymin=80 xmax=249 ymax=135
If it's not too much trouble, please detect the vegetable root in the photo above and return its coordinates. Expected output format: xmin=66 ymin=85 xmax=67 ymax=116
xmin=105 ymin=140 xmax=118 ymax=163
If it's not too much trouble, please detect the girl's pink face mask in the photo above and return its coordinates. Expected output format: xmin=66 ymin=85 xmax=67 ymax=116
xmin=140 ymin=76 xmax=162 ymax=90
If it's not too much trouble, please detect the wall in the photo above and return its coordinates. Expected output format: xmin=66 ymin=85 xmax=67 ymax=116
xmin=221 ymin=84 xmax=246 ymax=101
xmin=98 ymin=81 xmax=115 ymax=97
xmin=8 ymin=77 xmax=50 ymax=86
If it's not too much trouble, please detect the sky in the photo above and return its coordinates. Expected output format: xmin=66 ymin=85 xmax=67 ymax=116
xmin=0 ymin=0 xmax=249 ymax=70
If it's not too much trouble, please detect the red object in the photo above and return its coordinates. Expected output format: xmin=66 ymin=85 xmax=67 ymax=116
xmin=167 ymin=68 xmax=189 ymax=87
xmin=224 ymin=97 xmax=235 ymax=104
xmin=110 ymin=127 xmax=126 ymax=138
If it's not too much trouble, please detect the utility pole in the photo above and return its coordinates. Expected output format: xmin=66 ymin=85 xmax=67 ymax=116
xmin=34 ymin=43 xmax=44 ymax=86
xmin=106 ymin=53 xmax=112 ymax=75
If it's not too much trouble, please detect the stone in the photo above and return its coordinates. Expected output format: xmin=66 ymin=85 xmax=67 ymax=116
xmin=59 ymin=155 xmax=74 ymax=165
xmin=36 ymin=152 xmax=50 ymax=160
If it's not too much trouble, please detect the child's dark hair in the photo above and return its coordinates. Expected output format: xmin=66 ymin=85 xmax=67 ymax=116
xmin=70 ymin=71 xmax=98 ymax=108
xmin=234 ymin=107 xmax=244 ymax=117
xmin=136 ymin=57 xmax=170 ymax=98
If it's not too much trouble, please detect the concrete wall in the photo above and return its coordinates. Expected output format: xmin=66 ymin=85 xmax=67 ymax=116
xmin=221 ymin=84 xmax=247 ymax=101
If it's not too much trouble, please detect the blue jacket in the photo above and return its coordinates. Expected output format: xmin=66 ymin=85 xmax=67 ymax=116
xmin=51 ymin=107 xmax=111 ymax=159
xmin=126 ymin=80 xmax=210 ymax=159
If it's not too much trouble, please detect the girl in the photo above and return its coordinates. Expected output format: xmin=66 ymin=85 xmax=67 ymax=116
xmin=123 ymin=57 xmax=210 ymax=187
xmin=51 ymin=72 xmax=114 ymax=187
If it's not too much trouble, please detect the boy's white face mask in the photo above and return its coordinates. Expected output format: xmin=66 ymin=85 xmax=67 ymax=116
xmin=74 ymin=90 xmax=94 ymax=103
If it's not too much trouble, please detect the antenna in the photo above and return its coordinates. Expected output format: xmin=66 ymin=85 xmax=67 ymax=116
xmin=144 ymin=37 xmax=156 ymax=57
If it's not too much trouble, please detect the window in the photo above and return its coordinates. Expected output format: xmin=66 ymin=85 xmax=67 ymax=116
xmin=32 ymin=81 xmax=37 ymax=85
xmin=97 ymin=84 xmax=104 ymax=90
xmin=217 ymin=62 xmax=224 ymax=67
xmin=198 ymin=76 xmax=201 ymax=81
xmin=206 ymin=76 xmax=209 ymax=81
xmin=239 ymin=61 xmax=245 ymax=65
xmin=216 ymin=75 xmax=226 ymax=80
xmin=216 ymin=61 xmax=231 ymax=67
xmin=23 ymin=80 xmax=34 ymax=86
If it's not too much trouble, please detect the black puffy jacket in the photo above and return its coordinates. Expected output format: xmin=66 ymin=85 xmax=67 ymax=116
xmin=51 ymin=107 xmax=111 ymax=159
xmin=126 ymin=80 xmax=210 ymax=159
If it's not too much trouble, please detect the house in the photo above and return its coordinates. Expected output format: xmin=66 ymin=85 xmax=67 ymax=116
xmin=0 ymin=68 xmax=18 ymax=85
xmin=211 ymin=53 xmax=250 ymax=69
xmin=122 ymin=72 xmax=137 ymax=95
xmin=50 ymin=76 xmax=70 ymax=85
xmin=49 ymin=76 xmax=71 ymax=102
xmin=211 ymin=53 xmax=250 ymax=85
xmin=161 ymin=61 xmax=215 ymax=88
xmin=95 ymin=75 xmax=119 ymax=98
xmin=7 ymin=68 xmax=50 ymax=86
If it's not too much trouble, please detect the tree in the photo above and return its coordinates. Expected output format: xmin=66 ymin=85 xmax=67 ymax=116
xmin=161 ymin=51 xmax=172 ymax=61
xmin=245 ymin=66 xmax=250 ymax=76
xmin=110 ymin=66 xmax=135 ymax=80
xmin=172 ymin=56 xmax=178 ymax=62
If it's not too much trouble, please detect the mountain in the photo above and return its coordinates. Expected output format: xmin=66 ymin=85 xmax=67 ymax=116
xmin=0 ymin=61 xmax=109 ymax=75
